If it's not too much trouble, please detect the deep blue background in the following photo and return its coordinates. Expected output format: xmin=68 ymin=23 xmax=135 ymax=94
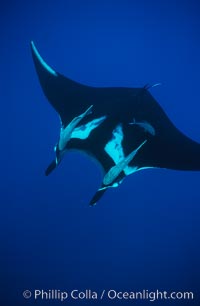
xmin=1 ymin=0 xmax=200 ymax=305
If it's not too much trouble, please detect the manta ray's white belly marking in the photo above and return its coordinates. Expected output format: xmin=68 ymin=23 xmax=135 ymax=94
xmin=104 ymin=124 xmax=124 ymax=164
xmin=104 ymin=124 xmax=138 ymax=176
xmin=59 ymin=105 xmax=93 ymax=150
xmin=103 ymin=140 xmax=147 ymax=185
xmin=71 ymin=116 xmax=106 ymax=140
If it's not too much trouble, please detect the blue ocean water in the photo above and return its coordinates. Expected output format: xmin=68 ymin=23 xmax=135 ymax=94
xmin=1 ymin=1 xmax=200 ymax=305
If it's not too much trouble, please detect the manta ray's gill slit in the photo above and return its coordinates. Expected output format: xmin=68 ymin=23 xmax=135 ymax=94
xmin=71 ymin=116 xmax=107 ymax=140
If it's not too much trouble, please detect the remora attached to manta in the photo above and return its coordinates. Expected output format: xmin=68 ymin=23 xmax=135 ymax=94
xmin=31 ymin=41 xmax=200 ymax=206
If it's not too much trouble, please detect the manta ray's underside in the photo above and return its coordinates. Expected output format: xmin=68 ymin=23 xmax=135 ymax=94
xmin=31 ymin=41 xmax=200 ymax=205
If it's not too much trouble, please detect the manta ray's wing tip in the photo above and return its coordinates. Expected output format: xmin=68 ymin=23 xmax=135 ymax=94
xmin=30 ymin=41 xmax=37 ymax=53
xmin=30 ymin=40 xmax=58 ymax=77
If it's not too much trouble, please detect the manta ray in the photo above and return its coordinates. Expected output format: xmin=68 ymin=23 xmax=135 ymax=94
xmin=31 ymin=41 xmax=200 ymax=205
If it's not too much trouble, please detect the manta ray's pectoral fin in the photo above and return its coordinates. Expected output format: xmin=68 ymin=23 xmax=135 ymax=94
xmin=144 ymin=83 xmax=162 ymax=90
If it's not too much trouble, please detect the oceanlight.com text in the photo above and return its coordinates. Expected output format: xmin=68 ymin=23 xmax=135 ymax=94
xmin=23 ymin=289 xmax=194 ymax=302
